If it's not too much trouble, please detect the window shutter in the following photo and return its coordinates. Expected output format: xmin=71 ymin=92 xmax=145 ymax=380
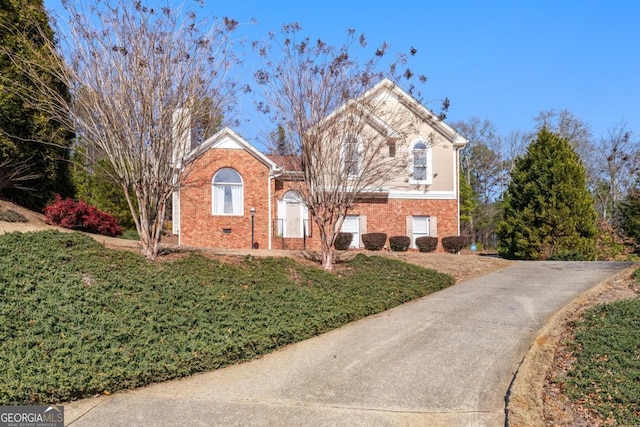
xmin=303 ymin=206 xmax=311 ymax=237
xmin=405 ymin=216 xmax=413 ymax=236
xmin=429 ymin=216 xmax=438 ymax=237
xmin=277 ymin=200 xmax=285 ymax=236
xmin=172 ymin=191 xmax=180 ymax=234
xmin=358 ymin=216 xmax=367 ymax=247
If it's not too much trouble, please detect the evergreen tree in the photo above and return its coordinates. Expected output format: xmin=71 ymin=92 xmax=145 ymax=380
xmin=459 ymin=169 xmax=479 ymax=239
xmin=497 ymin=128 xmax=597 ymax=260
xmin=269 ymin=124 xmax=289 ymax=155
xmin=0 ymin=0 xmax=73 ymax=209
xmin=71 ymin=146 xmax=136 ymax=229
xmin=618 ymin=182 xmax=640 ymax=251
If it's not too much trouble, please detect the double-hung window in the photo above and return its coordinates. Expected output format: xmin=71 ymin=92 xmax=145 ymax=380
xmin=411 ymin=140 xmax=432 ymax=184
xmin=342 ymin=134 xmax=361 ymax=178
xmin=412 ymin=216 xmax=430 ymax=248
xmin=413 ymin=142 xmax=428 ymax=181
xmin=212 ymin=168 xmax=243 ymax=215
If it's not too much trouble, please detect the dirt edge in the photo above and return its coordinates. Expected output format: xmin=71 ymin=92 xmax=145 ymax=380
xmin=505 ymin=264 xmax=639 ymax=427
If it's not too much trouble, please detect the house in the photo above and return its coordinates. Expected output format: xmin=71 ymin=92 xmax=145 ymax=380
xmin=172 ymin=79 xmax=468 ymax=251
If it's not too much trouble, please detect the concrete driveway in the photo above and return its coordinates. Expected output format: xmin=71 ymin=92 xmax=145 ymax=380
xmin=65 ymin=261 xmax=632 ymax=426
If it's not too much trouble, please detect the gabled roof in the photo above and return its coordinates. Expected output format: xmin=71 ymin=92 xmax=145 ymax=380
xmin=267 ymin=154 xmax=303 ymax=172
xmin=355 ymin=78 xmax=468 ymax=147
xmin=186 ymin=127 xmax=281 ymax=171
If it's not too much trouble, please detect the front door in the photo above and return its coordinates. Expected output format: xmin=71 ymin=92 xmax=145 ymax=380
xmin=278 ymin=191 xmax=308 ymax=238
xmin=285 ymin=201 xmax=301 ymax=237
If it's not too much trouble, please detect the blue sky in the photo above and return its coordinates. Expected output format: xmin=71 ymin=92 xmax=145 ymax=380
xmin=44 ymin=0 xmax=640 ymax=149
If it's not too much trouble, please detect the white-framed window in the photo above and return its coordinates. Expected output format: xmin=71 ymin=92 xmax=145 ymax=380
xmin=342 ymin=134 xmax=362 ymax=178
xmin=341 ymin=215 xmax=361 ymax=248
xmin=212 ymin=168 xmax=243 ymax=215
xmin=412 ymin=216 xmax=430 ymax=248
xmin=411 ymin=140 xmax=432 ymax=184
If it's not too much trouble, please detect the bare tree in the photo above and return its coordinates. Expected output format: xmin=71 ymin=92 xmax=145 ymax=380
xmin=499 ymin=129 xmax=533 ymax=195
xmin=0 ymin=157 xmax=41 ymax=193
xmin=6 ymin=0 xmax=241 ymax=258
xmin=452 ymin=118 xmax=497 ymax=189
xmin=450 ymin=117 xmax=501 ymax=246
xmin=592 ymin=122 xmax=639 ymax=220
xmin=534 ymin=109 xmax=594 ymax=160
xmin=254 ymin=24 xmax=440 ymax=269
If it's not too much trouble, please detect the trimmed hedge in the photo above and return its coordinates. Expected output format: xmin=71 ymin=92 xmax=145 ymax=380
xmin=416 ymin=236 xmax=438 ymax=253
xmin=389 ymin=236 xmax=410 ymax=252
xmin=334 ymin=232 xmax=353 ymax=250
xmin=362 ymin=233 xmax=387 ymax=251
xmin=442 ymin=236 xmax=466 ymax=254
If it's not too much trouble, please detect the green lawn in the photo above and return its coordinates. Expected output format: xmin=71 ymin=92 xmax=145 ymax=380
xmin=0 ymin=230 xmax=454 ymax=405
xmin=565 ymin=268 xmax=640 ymax=425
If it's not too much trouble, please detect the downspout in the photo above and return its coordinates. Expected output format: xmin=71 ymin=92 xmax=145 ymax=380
xmin=268 ymin=173 xmax=272 ymax=250
xmin=177 ymin=189 xmax=181 ymax=247
xmin=455 ymin=146 xmax=461 ymax=236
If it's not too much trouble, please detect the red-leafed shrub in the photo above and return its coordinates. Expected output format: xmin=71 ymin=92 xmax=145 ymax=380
xmin=44 ymin=195 xmax=123 ymax=237
xmin=362 ymin=233 xmax=387 ymax=251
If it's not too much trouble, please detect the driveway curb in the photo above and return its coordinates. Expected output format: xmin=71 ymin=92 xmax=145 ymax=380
xmin=505 ymin=264 xmax=639 ymax=427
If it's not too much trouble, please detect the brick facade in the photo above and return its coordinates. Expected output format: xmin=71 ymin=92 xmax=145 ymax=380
xmin=179 ymin=150 xmax=459 ymax=252
xmin=180 ymin=147 xmax=274 ymax=250
xmin=350 ymin=197 xmax=459 ymax=244
xmin=176 ymin=79 xmax=468 ymax=251
xmin=270 ymin=196 xmax=458 ymax=251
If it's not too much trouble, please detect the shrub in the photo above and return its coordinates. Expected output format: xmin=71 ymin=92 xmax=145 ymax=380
xmin=594 ymin=220 xmax=634 ymax=260
xmin=549 ymin=250 xmax=589 ymax=261
xmin=362 ymin=233 xmax=387 ymax=251
xmin=416 ymin=236 xmax=438 ymax=253
xmin=442 ymin=236 xmax=466 ymax=254
xmin=389 ymin=236 xmax=410 ymax=252
xmin=334 ymin=232 xmax=353 ymax=250
xmin=43 ymin=195 xmax=123 ymax=237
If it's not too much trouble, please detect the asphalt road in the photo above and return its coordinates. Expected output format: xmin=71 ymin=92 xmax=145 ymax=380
xmin=65 ymin=261 xmax=632 ymax=426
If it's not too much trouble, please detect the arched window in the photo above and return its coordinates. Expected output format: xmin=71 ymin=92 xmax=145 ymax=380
xmin=412 ymin=141 xmax=432 ymax=183
xmin=212 ymin=168 xmax=243 ymax=215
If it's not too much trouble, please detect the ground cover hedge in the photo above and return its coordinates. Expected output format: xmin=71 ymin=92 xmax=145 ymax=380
xmin=565 ymin=268 xmax=640 ymax=425
xmin=0 ymin=230 xmax=454 ymax=405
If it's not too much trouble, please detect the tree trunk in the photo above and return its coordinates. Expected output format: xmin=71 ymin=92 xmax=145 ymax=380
xmin=320 ymin=237 xmax=334 ymax=270
xmin=316 ymin=217 xmax=336 ymax=270
xmin=123 ymin=183 xmax=166 ymax=260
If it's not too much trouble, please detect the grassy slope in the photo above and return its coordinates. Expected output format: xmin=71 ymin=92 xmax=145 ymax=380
xmin=0 ymin=230 xmax=454 ymax=404
xmin=565 ymin=268 xmax=640 ymax=425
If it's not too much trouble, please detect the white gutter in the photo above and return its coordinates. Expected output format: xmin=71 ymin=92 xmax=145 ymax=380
xmin=267 ymin=167 xmax=283 ymax=250
xmin=268 ymin=173 xmax=272 ymax=250
xmin=455 ymin=146 xmax=461 ymax=236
